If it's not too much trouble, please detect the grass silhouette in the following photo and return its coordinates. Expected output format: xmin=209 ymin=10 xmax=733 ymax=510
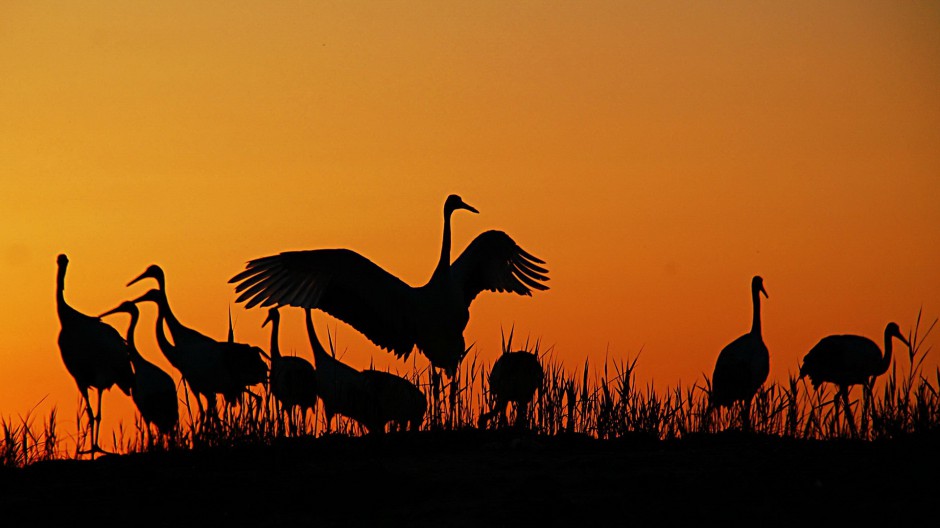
xmin=2 ymin=311 xmax=937 ymax=468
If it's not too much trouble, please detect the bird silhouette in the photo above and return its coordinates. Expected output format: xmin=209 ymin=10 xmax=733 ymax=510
xmin=359 ymin=369 xmax=427 ymax=434
xmin=479 ymin=348 xmax=544 ymax=429
xmin=55 ymin=254 xmax=133 ymax=456
xmin=263 ymin=307 xmax=318 ymax=435
xmin=99 ymin=301 xmax=179 ymax=439
xmin=128 ymin=265 xmax=267 ymax=418
xmin=229 ymin=194 xmax=549 ymax=382
xmin=709 ymin=275 xmax=770 ymax=432
xmin=303 ymin=308 xmax=369 ymax=434
xmin=800 ymin=321 xmax=910 ymax=434
xmin=302 ymin=308 xmax=426 ymax=435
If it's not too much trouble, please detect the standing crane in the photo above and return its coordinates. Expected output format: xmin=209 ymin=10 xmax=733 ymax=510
xmin=55 ymin=254 xmax=133 ymax=456
xmin=127 ymin=264 xmax=267 ymax=418
xmin=800 ymin=321 xmax=910 ymax=435
xmin=709 ymin=275 xmax=770 ymax=432
xmin=99 ymin=301 xmax=179 ymax=440
xmin=263 ymin=307 xmax=318 ymax=435
xmin=229 ymin=195 xmax=549 ymax=390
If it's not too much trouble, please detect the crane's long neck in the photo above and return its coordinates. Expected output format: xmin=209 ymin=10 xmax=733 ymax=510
xmin=750 ymin=285 xmax=762 ymax=336
xmin=880 ymin=330 xmax=895 ymax=376
xmin=56 ymin=263 xmax=73 ymax=319
xmin=432 ymin=206 xmax=454 ymax=281
xmin=125 ymin=310 xmax=143 ymax=361
xmin=55 ymin=264 xmax=80 ymax=321
xmin=151 ymin=294 xmax=178 ymax=362
xmin=155 ymin=287 xmax=184 ymax=339
xmin=305 ymin=309 xmax=329 ymax=365
xmin=269 ymin=317 xmax=281 ymax=360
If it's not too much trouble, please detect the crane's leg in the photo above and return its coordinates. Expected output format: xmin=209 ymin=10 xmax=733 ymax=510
xmin=288 ymin=405 xmax=297 ymax=437
xmin=93 ymin=388 xmax=102 ymax=454
xmin=742 ymin=398 xmax=752 ymax=433
xmin=840 ymin=387 xmax=857 ymax=438
xmin=188 ymin=381 xmax=204 ymax=418
xmin=515 ymin=402 xmax=529 ymax=430
xmin=279 ymin=401 xmax=288 ymax=437
xmin=90 ymin=389 xmax=114 ymax=457
xmin=78 ymin=387 xmax=95 ymax=456
xmin=430 ymin=367 xmax=442 ymax=428
xmin=448 ymin=377 xmax=459 ymax=429
xmin=205 ymin=393 xmax=219 ymax=422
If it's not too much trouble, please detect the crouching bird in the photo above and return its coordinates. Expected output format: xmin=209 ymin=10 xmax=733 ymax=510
xmin=479 ymin=346 xmax=544 ymax=429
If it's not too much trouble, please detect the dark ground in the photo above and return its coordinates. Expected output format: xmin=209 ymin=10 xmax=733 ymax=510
xmin=2 ymin=429 xmax=938 ymax=526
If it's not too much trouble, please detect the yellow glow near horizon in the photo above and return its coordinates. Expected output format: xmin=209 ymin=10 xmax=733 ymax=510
xmin=1 ymin=2 xmax=938 ymax=442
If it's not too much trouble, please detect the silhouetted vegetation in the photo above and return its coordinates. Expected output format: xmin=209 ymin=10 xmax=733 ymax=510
xmin=3 ymin=311 xmax=936 ymax=469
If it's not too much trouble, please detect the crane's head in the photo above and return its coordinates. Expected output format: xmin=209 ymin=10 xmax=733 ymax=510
xmin=57 ymin=254 xmax=69 ymax=267
xmin=99 ymin=300 xmax=139 ymax=319
xmin=129 ymin=288 xmax=164 ymax=306
xmin=885 ymin=322 xmax=911 ymax=348
xmin=752 ymin=275 xmax=768 ymax=298
xmin=262 ymin=306 xmax=280 ymax=328
xmin=444 ymin=194 xmax=479 ymax=216
xmin=128 ymin=264 xmax=166 ymax=289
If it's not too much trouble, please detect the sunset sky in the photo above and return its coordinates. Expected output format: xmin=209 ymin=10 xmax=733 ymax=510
xmin=1 ymin=2 xmax=938 ymax=444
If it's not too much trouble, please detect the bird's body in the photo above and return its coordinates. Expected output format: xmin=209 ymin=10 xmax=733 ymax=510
xmin=55 ymin=254 xmax=134 ymax=455
xmin=480 ymin=350 xmax=544 ymax=428
xmin=711 ymin=333 xmax=769 ymax=408
xmin=304 ymin=308 xmax=368 ymax=433
xmin=128 ymin=265 xmax=267 ymax=416
xmin=230 ymin=195 xmax=549 ymax=379
xmin=263 ymin=307 xmax=318 ymax=433
xmin=99 ymin=301 xmax=179 ymax=435
xmin=359 ymin=369 xmax=427 ymax=433
xmin=800 ymin=322 xmax=908 ymax=398
xmin=800 ymin=322 xmax=908 ymax=436
xmin=710 ymin=275 xmax=769 ymax=431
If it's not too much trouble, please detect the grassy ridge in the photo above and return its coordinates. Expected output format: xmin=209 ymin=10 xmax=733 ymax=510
xmin=3 ymin=312 xmax=936 ymax=468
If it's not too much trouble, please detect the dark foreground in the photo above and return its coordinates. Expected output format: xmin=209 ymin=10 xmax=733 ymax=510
xmin=2 ymin=429 xmax=938 ymax=526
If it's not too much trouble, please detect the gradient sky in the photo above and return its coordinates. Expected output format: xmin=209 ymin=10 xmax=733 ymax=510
xmin=2 ymin=2 xmax=938 ymax=443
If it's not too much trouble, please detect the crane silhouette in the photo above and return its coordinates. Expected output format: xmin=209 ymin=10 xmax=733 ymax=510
xmin=55 ymin=254 xmax=133 ymax=456
xmin=263 ymin=307 xmax=318 ymax=435
xmin=359 ymin=368 xmax=427 ymax=434
xmin=800 ymin=321 xmax=910 ymax=435
xmin=709 ymin=275 xmax=770 ymax=432
xmin=303 ymin=308 xmax=369 ymax=434
xmin=128 ymin=264 xmax=267 ymax=418
xmin=478 ymin=348 xmax=544 ymax=429
xmin=303 ymin=308 xmax=426 ymax=435
xmin=99 ymin=301 xmax=179 ymax=440
xmin=229 ymin=195 xmax=549 ymax=386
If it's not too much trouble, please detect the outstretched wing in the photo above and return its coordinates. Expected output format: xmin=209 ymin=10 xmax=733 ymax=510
xmin=450 ymin=230 xmax=549 ymax=306
xmin=230 ymin=249 xmax=416 ymax=356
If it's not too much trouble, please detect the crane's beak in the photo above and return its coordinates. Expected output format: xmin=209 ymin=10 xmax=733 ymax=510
xmin=127 ymin=269 xmax=151 ymax=287
xmin=262 ymin=313 xmax=274 ymax=328
xmin=899 ymin=334 xmax=911 ymax=350
xmin=98 ymin=305 xmax=124 ymax=319
xmin=459 ymin=200 xmax=479 ymax=214
xmin=128 ymin=289 xmax=158 ymax=305
xmin=760 ymin=285 xmax=768 ymax=299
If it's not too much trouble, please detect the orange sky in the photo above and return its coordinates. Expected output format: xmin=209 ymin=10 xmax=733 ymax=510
xmin=1 ymin=2 xmax=938 ymax=444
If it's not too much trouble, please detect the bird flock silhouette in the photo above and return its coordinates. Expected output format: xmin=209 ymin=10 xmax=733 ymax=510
xmin=54 ymin=194 xmax=910 ymax=456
